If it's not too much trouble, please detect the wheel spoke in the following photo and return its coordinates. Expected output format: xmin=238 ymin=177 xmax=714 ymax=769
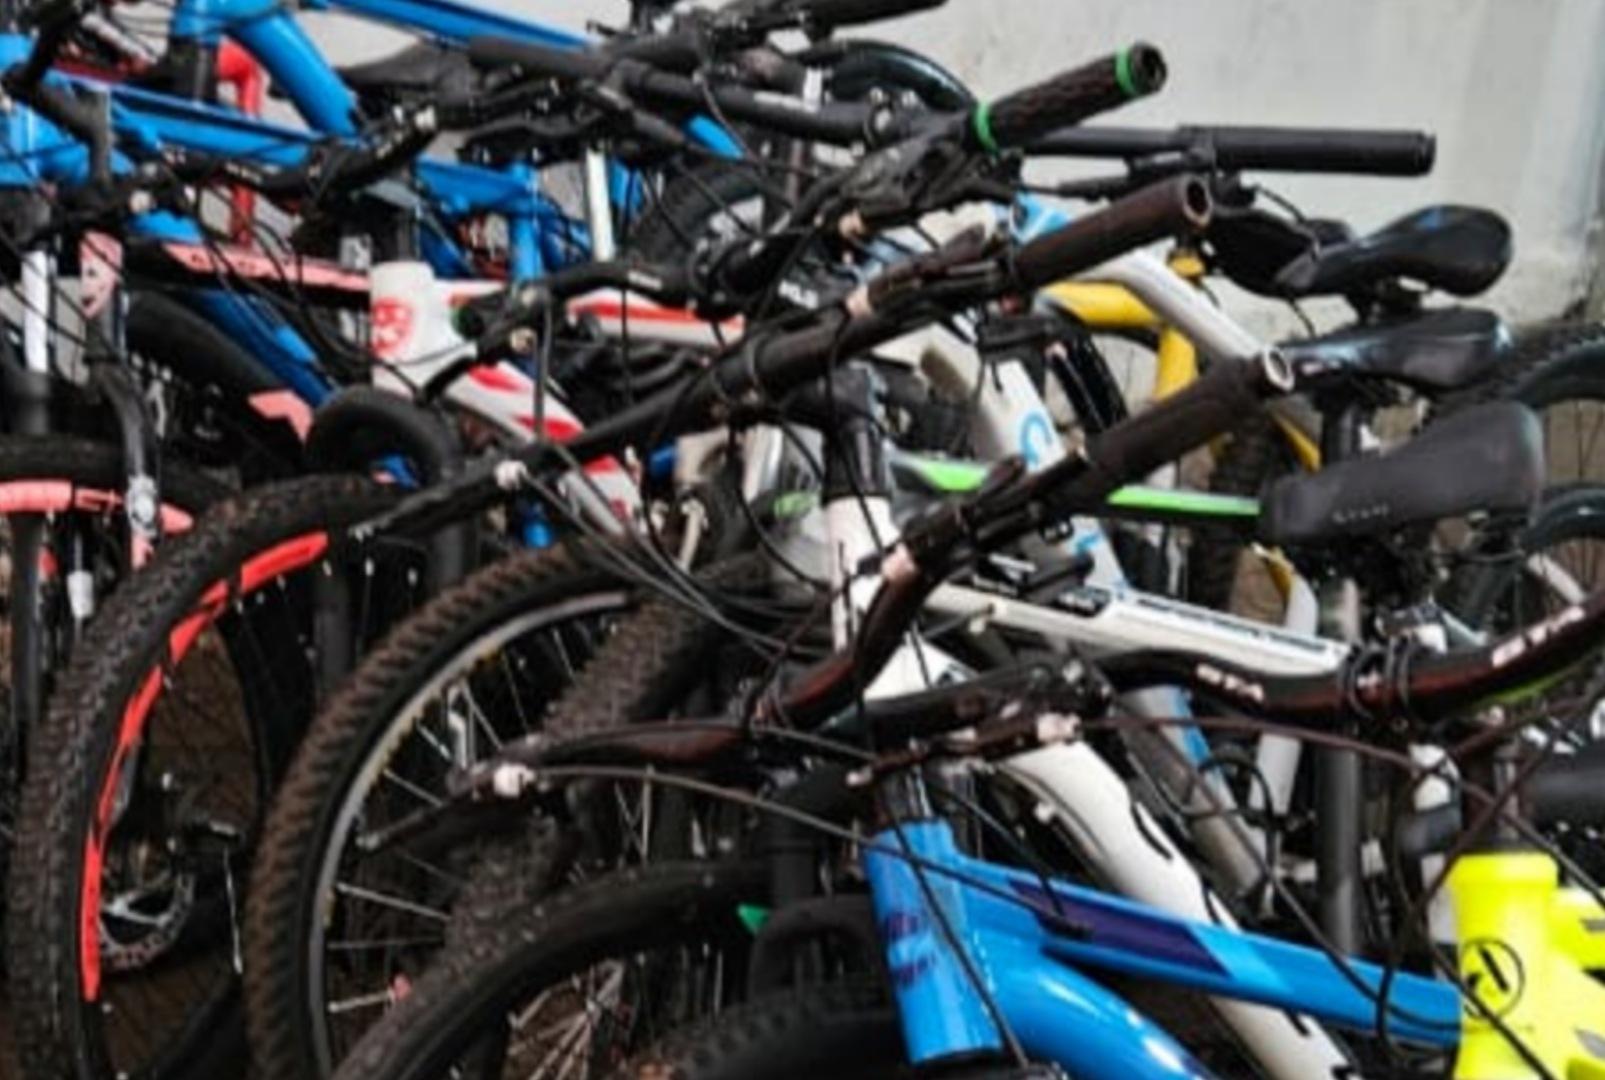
xmin=334 ymin=881 xmax=449 ymax=923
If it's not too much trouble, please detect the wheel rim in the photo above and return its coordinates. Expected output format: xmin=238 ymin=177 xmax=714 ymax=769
xmin=307 ymin=590 xmax=633 ymax=1072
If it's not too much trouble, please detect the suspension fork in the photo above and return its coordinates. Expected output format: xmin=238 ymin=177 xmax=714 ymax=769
xmin=79 ymin=90 xmax=161 ymax=572
xmin=4 ymin=183 xmax=54 ymax=766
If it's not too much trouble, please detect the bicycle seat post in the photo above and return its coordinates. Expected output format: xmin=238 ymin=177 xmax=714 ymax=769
xmin=1314 ymin=400 xmax=1366 ymax=956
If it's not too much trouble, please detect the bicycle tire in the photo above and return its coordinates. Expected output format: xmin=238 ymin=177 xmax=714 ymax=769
xmin=622 ymin=977 xmax=904 ymax=1080
xmin=0 ymin=433 xmax=227 ymax=518
xmin=5 ymin=474 xmax=403 ymax=1080
xmin=1448 ymin=483 xmax=1605 ymax=630
xmin=243 ymin=547 xmax=769 ymax=1077
xmin=0 ymin=435 xmax=228 ymax=903
xmin=1185 ymin=416 xmax=1294 ymax=613
xmin=125 ymin=292 xmax=308 ymax=481
xmin=627 ymin=163 xmax=770 ymax=264
xmin=1500 ymin=326 xmax=1605 ymax=491
xmin=328 ymin=860 xmax=769 ymax=1080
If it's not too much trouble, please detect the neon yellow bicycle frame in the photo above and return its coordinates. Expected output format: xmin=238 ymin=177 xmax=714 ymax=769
xmin=1449 ymin=850 xmax=1605 ymax=1078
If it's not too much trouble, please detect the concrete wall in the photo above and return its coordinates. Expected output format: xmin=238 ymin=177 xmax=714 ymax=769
xmin=305 ymin=0 xmax=1605 ymax=327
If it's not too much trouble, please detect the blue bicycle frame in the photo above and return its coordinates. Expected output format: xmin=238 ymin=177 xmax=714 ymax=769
xmin=162 ymin=0 xmax=741 ymax=232
xmin=0 ymin=0 xmax=744 ymax=408
xmin=864 ymin=818 xmax=1461 ymax=1078
xmin=0 ymin=30 xmax=593 ymax=405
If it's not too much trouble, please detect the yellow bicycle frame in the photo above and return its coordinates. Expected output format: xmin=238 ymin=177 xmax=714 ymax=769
xmin=1448 ymin=849 xmax=1605 ymax=1078
xmin=1042 ymin=248 xmax=1315 ymax=598
xmin=1042 ymin=247 xmax=1320 ymax=468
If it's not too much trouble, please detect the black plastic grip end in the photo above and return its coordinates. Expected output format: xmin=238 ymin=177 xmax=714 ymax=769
xmin=1116 ymin=43 xmax=1167 ymax=98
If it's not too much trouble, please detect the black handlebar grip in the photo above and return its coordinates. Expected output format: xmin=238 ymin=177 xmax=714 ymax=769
xmin=1187 ymin=125 xmax=1436 ymax=176
xmin=1012 ymin=173 xmax=1211 ymax=290
xmin=789 ymin=0 xmax=947 ymax=30
xmin=467 ymin=34 xmax=872 ymax=146
xmin=1073 ymin=357 xmax=1265 ymax=499
xmin=974 ymin=42 xmax=1165 ymax=153
xmin=1028 ymin=124 xmax=1435 ymax=177
xmin=1525 ymin=742 xmax=1605 ymax=828
xmin=465 ymin=36 xmax=608 ymax=81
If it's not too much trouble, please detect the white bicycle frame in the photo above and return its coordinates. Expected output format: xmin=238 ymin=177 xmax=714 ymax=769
xmin=796 ymin=389 xmax=1359 ymax=1077
xmin=764 ymin=240 xmax=1411 ymax=1078
xmin=365 ymin=260 xmax=743 ymax=536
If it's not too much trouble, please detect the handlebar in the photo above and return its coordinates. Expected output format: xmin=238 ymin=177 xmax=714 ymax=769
xmin=783 ymin=0 xmax=946 ymax=30
xmin=466 ymin=36 xmax=881 ymax=147
xmin=1012 ymin=172 xmax=1208 ymax=289
xmin=1097 ymin=592 xmax=1605 ymax=747
xmin=1031 ymin=123 xmax=1436 ymax=176
xmin=353 ymin=172 xmax=1216 ymax=546
xmin=466 ymin=38 xmax=1167 ymax=153
xmin=969 ymin=43 xmax=1166 ymax=153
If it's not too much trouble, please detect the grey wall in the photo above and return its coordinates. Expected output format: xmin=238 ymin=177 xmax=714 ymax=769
xmin=306 ymin=0 xmax=1605 ymax=326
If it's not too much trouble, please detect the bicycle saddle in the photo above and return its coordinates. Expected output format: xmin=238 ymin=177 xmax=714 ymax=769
xmin=1274 ymin=204 xmax=1512 ymax=299
xmin=1256 ymin=400 xmax=1542 ymax=548
xmin=338 ymin=42 xmax=482 ymax=111
xmin=1278 ymin=306 xmax=1510 ymax=396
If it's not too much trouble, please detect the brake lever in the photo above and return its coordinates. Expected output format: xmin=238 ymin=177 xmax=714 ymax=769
xmin=835 ymin=128 xmax=998 ymax=239
xmin=13 ymin=159 xmax=180 ymax=246
xmin=537 ymin=80 xmax=694 ymax=160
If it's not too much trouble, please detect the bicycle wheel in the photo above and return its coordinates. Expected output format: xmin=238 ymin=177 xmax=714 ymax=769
xmin=628 ymin=162 xmax=769 ymax=264
xmin=125 ymin=291 xmax=309 ymax=483
xmin=327 ymin=860 xmax=769 ymax=1080
xmin=5 ymin=474 xmax=427 ymax=1080
xmin=1445 ymin=484 xmax=1605 ymax=749
xmin=620 ymin=979 xmax=905 ymax=1080
xmin=0 ymin=435 xmax=227 ymax=890
xmin=1450 ymin=485 xmax=1605 ymax=633
xmin=1498 ymin=323 xmax=1605 ymax=490
xmin=244 ymin=548 xmax=770 ymax=1077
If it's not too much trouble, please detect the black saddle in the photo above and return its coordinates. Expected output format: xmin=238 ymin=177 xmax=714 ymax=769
xmin=1278 ymin=307 xmax=1510 ymax=397
xmin=338 ymin=42 xmax=482 ymax=112
xmin=1257 ymin=400 xmax=1543 ymax=548
xmin=1275 ymin=205 xmax=1511 ymax=299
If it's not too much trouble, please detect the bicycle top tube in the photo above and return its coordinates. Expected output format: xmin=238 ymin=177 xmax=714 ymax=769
xmin=166 ymin=0 xmax=742 ymax=160
xmin=171 ymin=0 xmax=582 ymax=51
xmin=0 ymin=44 xmax=578 ymax=268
